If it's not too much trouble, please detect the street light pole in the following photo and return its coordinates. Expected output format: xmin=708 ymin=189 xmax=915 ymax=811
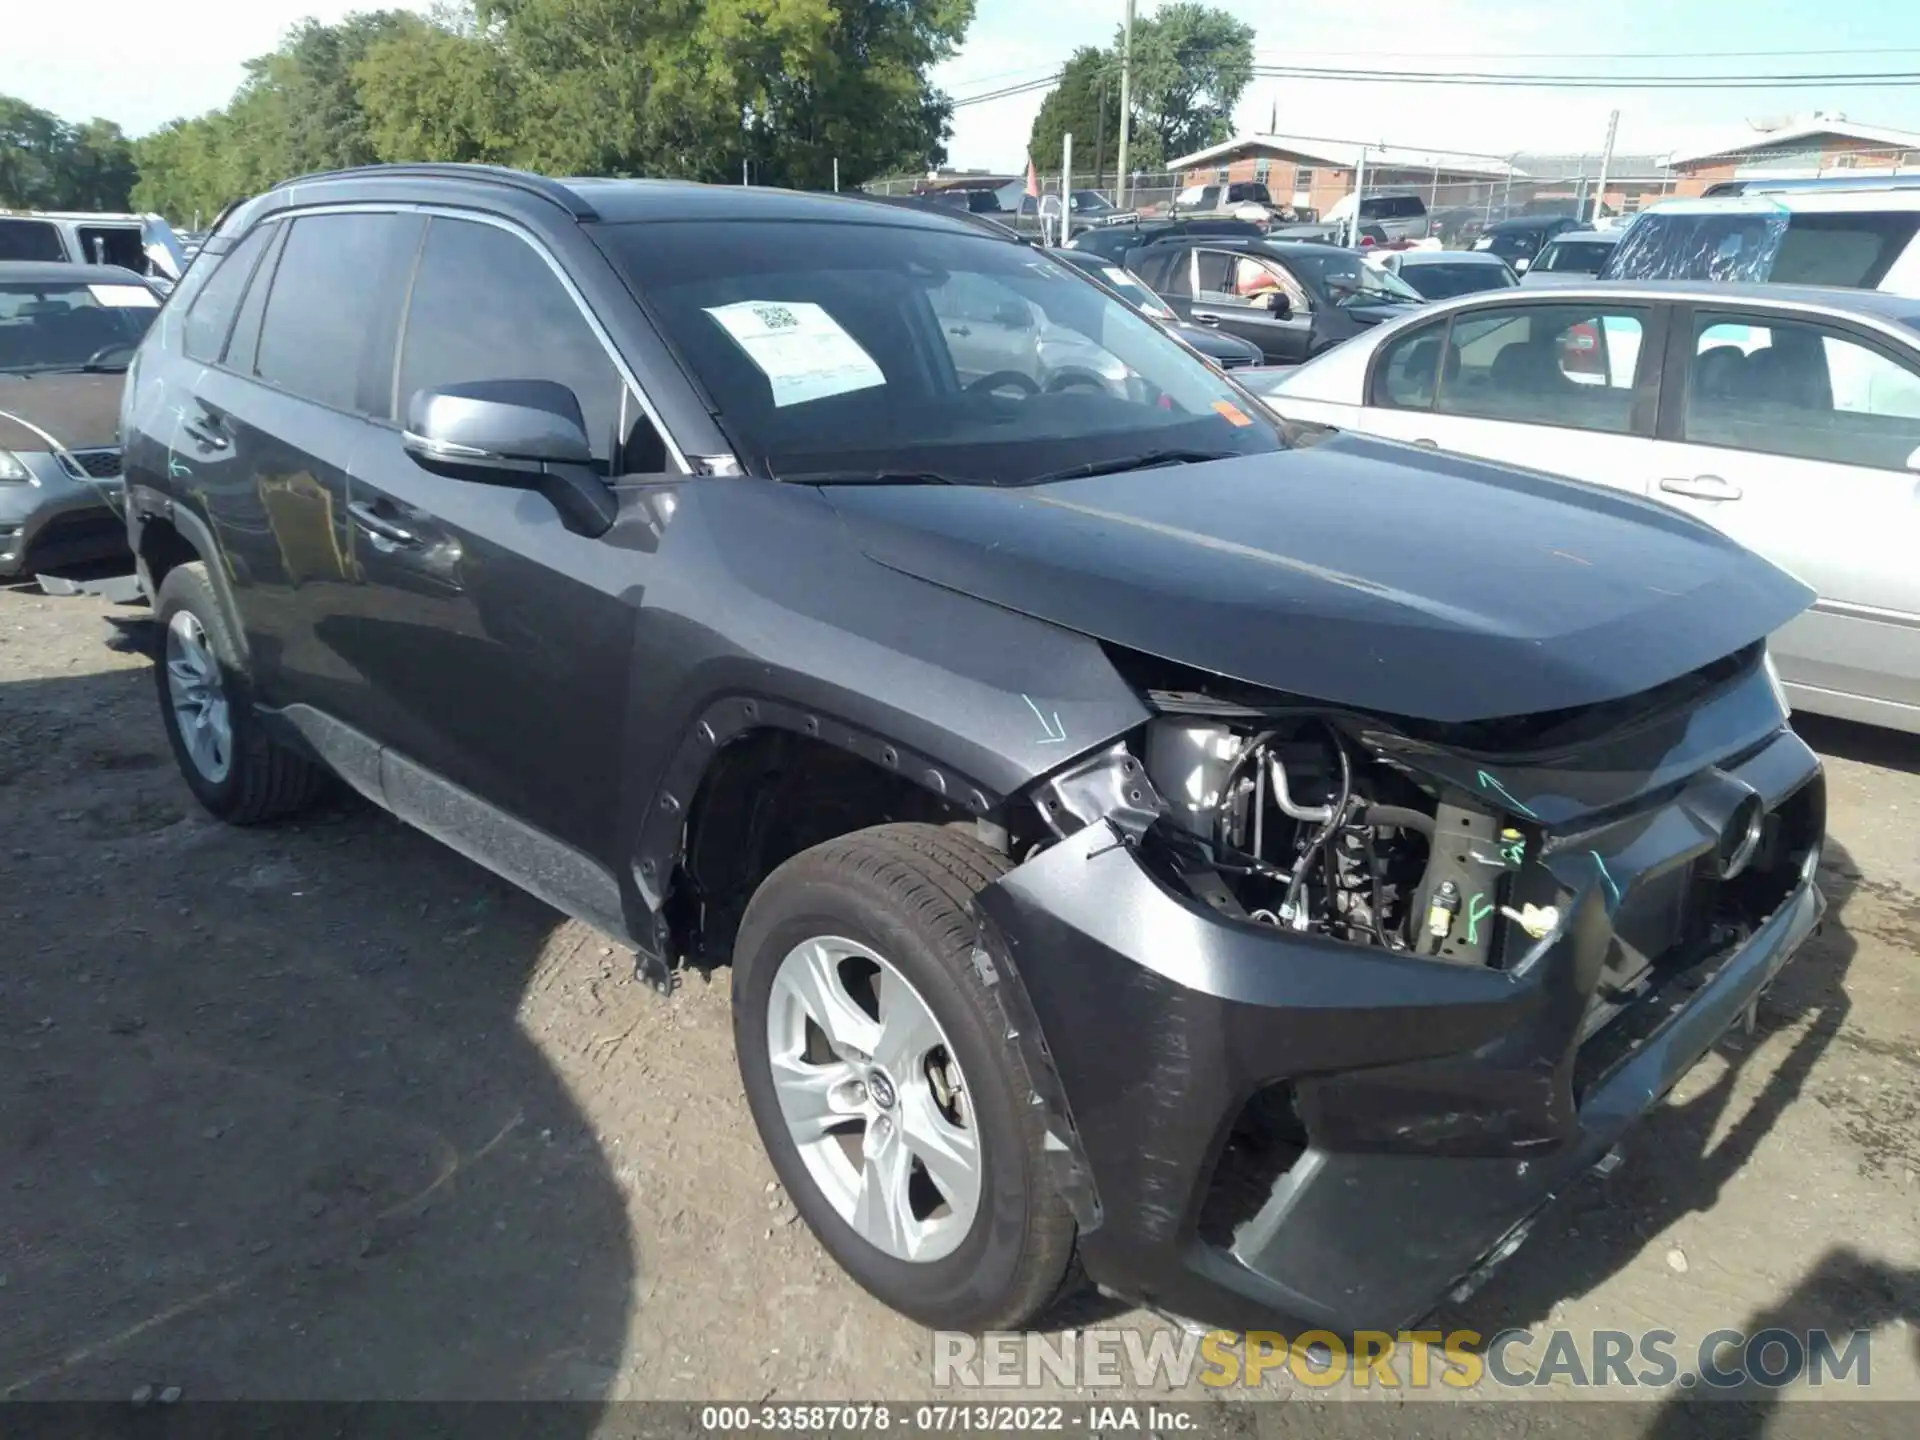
xmin=1594 ymin=109 xmax=1620 ymax=223
xmin=1115 ymin=0 xmax=1136 ymax=209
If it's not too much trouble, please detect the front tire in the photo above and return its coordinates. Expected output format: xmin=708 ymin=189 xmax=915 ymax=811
xmin=733 ymin=823 xmax=1077 ymax=1331
xmin=152 ymin=561 xmax=327 ymax=824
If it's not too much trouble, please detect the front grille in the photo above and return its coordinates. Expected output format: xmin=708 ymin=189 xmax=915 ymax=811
xmin=60 ymin=448 xmax=123 ymax=480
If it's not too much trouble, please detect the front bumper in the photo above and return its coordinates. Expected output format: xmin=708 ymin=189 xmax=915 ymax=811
xmin=0 ymin=451 xmax=130 ymax=578
xmin=976 ymin=723 xmax=1824 ymax=1335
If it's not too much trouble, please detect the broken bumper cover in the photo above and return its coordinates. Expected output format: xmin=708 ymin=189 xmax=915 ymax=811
xmin=975 ymin=726 xmax=1824 ymax=1335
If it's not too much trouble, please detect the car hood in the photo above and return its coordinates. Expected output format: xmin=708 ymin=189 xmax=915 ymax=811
xmin=0 ymin=372 xmax=126 ymax=452
xmin=820 ymin=434 xmax=1814 ymax=723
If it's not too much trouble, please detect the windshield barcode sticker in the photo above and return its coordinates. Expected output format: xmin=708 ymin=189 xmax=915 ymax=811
xmin=704 ymin=300 xmax=885 ymax=408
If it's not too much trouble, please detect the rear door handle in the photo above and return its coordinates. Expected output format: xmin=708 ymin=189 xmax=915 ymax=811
xmin=1192 ymin=312 xmax=1223 ymax=326
xmin=348 ymin=500 xmax=421 ymax=549
xmin=1659 ymin=474 xmax=1743 ymax=502
xmin=1413 ymin=438 xmax=1438 ymax=448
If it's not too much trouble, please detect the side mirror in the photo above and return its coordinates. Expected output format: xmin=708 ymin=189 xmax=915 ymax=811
xmin=1262 ymin=290 xmax=1292 ymax=318
xmin=404 ymin=379 xmax=614 ymax=536
xmin=1514 ymin=256 xmax=1532 ymax=273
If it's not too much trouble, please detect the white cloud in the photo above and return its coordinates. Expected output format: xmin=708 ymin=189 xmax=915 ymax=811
xmin=0 ymin=0 xmax=431 ymax=135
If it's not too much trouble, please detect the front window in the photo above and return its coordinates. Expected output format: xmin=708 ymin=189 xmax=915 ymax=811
xmin=0 ymin=278 xmax=159 ymax=374
xmin=1279 ymin=249 xmax=1422 ymax=305
xmin=596 ymin=220 xmax=1284 ymax=485
xmin=1402 ymin=302 xmax=1650 ymax=433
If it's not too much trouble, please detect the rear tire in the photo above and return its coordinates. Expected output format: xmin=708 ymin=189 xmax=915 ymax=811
xmin=733 ymin=823 xmax=1077 ymax=1331
xmin=152 ymin=561 xmax=327 ymax=824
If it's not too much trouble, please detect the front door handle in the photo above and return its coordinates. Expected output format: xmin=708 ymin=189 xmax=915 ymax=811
xmin=348 ymin=500 xmax=421 ymax=549
xmin=1193 ymin=312 xmax=1223 ymax=326
xmin=1659 ymin=474 xmax=1743 ymax=502
xmin=181 ymin=411 xmax=228 ymax=451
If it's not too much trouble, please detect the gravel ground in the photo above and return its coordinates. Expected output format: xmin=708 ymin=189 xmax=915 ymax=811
xmin=3 ymin=583 xmax=1917 ymax=1419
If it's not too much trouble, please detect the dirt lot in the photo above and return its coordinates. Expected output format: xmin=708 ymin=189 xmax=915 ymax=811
xmin=3 ymin=582 xmax=1918 ymax=1414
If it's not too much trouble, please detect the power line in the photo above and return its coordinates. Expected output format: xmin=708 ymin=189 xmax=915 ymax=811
xmin=950 ymin=62 xmax=1920 ymax=105
xmin=1250 ymin=46 xmax=1920 ymax=60
xmin=1248 ymin=65 xmax=1920 ymax=88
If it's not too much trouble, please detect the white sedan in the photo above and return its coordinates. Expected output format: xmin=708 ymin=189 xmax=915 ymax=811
xmin=1242 ymin=279 xmax=1920 ymax=734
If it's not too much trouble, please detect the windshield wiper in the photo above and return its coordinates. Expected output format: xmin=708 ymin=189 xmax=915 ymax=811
xmin=1023 ymin=449 xmax=1237 ymax=485
xmin=784 ymin=469 xmax=962 ymax=487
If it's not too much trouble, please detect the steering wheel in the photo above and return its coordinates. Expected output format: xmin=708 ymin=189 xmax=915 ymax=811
xmin=966 ymin=370 xmax=1041 ymax=399
xmin=84 ymin=342 xmax=138 ymax=369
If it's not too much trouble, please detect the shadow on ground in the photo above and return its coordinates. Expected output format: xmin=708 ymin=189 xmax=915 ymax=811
xmin=1 ymin=628 xmax=636 ymax=1403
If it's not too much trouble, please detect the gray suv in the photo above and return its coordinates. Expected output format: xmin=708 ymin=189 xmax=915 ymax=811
xmin=123 ymin=163 xmax=1825 ymax=1340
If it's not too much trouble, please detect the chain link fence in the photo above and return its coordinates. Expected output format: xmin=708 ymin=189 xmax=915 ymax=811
xmin=862 ymin=142 xmax=1920 ymax=245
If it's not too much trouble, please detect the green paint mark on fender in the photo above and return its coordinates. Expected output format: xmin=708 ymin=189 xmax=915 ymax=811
xmin=1476 ymin=770 xmax=1539 ymax=820
xmin=1465 ymin=892 xmax=1496 ymax=945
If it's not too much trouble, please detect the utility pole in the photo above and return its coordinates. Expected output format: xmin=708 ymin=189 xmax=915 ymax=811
xmin=1351 ymin=144 xmax=1367 ymax=247
xmin=1093 ymin=74 xmax=1108 ymax=198
xmin=832 ymin=157 xmax=840 ymax=192
xmin=1115 ymin=0 xmax=1136 ymax=208
xmin=1594 ymin=109 xmax=1620 ymax=223
xmin=1062 ymin=132 xmax=1074 ymax=244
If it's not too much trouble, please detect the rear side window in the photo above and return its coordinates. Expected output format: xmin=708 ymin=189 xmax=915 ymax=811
xmin=396 ymin=217 xmax=639 ymax=465
xmin=182 ymin=223 xmax=276 ymax=364
xmin=1685 ymin=312 xmax=1920 ymax=469
xmin=254 ymin=212 xmax=422 ymax=414
xmin=0 ymin=218 xmax=64 ymax=262
xmin=1364 ymin=195 xmax=1427 ymax=220
xmin=1773 ymin=212 xmax=1920 ymax=287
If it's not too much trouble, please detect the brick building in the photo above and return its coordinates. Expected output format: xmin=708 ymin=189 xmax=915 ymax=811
xmin=1666 ymin=115 xmax=1920 ymax=196
xmin=1165 ymin=133 xmax=1524 ymax=218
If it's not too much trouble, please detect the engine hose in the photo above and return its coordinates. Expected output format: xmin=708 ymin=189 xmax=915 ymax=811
xmin=1282 ymin=721 xmax=1351 ymax=920
xmin=1358 ymin=803 xmax=1436 ymax=837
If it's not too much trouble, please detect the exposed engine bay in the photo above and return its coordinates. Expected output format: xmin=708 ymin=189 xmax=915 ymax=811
xmin=1027 ymin=711 xmax=1564 ymax=969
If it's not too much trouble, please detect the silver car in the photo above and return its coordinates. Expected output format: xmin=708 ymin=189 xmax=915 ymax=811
xmin=1 ymin=261 xmax=163 ymax=579
xmin=1245 ymin=280 xmax=1920 ymax=733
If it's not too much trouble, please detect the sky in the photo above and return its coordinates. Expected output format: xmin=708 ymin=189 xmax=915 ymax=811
xmin=3 ymin=0 xmax=1918 ymax=170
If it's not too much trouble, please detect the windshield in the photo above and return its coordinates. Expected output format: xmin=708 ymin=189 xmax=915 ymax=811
xmin=1281 ymin=250 xmax=1423 ymax=304
xmin=1398 ymin=262 xmax=1515 ymax=299
xmin=1535 ymin=239 xmax=1617 ymax=273
xmin=0 ymin=279 xmax=159 ymax=373
xmin=597 ymin=220 xmax=1284 ymax=485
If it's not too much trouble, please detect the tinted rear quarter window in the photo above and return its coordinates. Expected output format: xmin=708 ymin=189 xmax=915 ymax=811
xmin=75 ymin=226 xmax=144 ymax=271
xmin=397 ymin=217 xmax=634 ymax=464
xmin=182 ymin=222 xmax=276 ymax=364
xmin=1773 ymin=212 xmax=1920 ymax=287
xmin=0 ymin=218 xmax=64 ymax=262
xmin=254 ymin=212 xmax=422 ymax=414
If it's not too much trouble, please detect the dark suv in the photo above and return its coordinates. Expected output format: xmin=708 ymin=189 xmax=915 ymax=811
xmin=124 ymin=164 xmax=1826 ymax=1338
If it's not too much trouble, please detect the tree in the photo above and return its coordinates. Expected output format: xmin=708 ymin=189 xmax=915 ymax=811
xmin=1127 ymin=3 xmax=1254 ymax=166
xmin=1027 ymin=47 xmax=1118 ymax=175
xmin=1024 ymin=3 xmax=1252 ymax=179
xmin=354 ymin=12 xmax=522 ymax=166
xmin=0 ymin=97 xmax=135 ymax=210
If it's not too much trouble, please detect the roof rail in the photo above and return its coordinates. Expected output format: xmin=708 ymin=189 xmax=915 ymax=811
xmin=267 ymin=163 xmax=599 ymax=221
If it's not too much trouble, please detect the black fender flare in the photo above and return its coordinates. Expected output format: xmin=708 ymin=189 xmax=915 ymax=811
xmin=126 ymin=485 xmax=250 ymax=665
xmin=627 ymin=691 xmax=1007 ymax=920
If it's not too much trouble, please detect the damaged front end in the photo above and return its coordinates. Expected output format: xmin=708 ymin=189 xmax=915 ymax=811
xmin=973 ymin=642 xmax=1825 ymax=1334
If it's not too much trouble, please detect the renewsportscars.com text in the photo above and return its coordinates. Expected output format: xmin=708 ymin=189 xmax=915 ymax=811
xmin=933 ymin=1327 xmax=1875 ymax=1392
